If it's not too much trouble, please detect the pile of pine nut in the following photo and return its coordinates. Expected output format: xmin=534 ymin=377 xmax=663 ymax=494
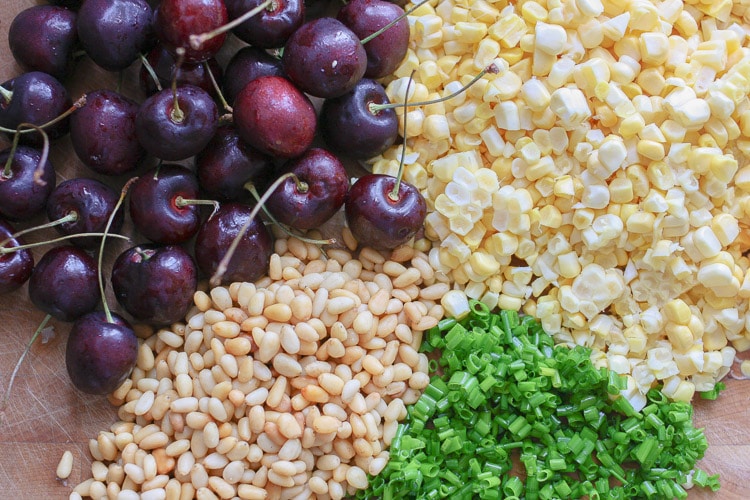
xmin=71 ymin=229 xmax=447 ymax=500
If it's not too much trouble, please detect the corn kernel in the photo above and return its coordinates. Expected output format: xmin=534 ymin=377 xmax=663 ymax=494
xmin=625 ymin=212 xmax=655 ymax=233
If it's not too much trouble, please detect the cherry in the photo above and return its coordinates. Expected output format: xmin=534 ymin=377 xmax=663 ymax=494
xmin=28 ymin=245 xmax=99 ymax=322
xmin=111 ymin=244 xmax=198 ymax=326
xmin=129 ymin=164 xmax=208 ymax=244
xmin=77 ymin=0 xmax=154 ymax=72
xmin=70 ymin=89 xmax=145 ymax=176
xmin=0 ymin=72 xmax=72 ymax=146
xmin=225 ymin=0 xmax=305 ymax=49
xmin=0 ymin=219 xmax=34 ymax=294
xmin=136 ymin=84 xmax=219 ymax=161
xmin=65 ymin=311 xmax=138 ymax=394
xmin=196 ymin=125 xmax=274 ymax=202
xmin=282 ymin=17 xmax=367 ymax=98
xmin=0 ymin=144 xmax=56 ymax=221
xmin=320 ymin=78 xmax=398 ymax=160
xmin=337 ymin=0 xmax=410 ymax=79
xmin=65 ymin=178 xmax=138 ymax=395
xmin=222 ymin=46 xmax=285 ymax=106
xmin=194 ymin=202 xmax=273 ymax=285
xmin=8 ymin=5 xmax=78 ymax=80
xmin=46 ymin=178 xmax=124 ymax=249
xmin=265 ymin=148 xmax=349 ymax=230
xmin=345 ymin=174 xmax=426 ymax=249
xmin=139 ymin=44 xmax=223 ymax=98
xmin=155 ymin=0 xmax=229 ymax=63
xmin=233 ymin=75 xmax=316 ymax=158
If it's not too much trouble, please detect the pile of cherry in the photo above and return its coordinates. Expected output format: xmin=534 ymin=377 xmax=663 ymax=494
xmin=0 ymin=0 xmax=428 ymax=398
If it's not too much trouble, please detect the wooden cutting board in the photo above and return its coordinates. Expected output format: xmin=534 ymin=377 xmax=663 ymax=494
xmin=0 ymin=0 xmax=749 ymax=498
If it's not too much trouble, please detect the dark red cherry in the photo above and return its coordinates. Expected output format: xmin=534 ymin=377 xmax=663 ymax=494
xmin=0 ymin=219 xmax=34 ymax=294
xmin=129 ymin=164 xmax=203 ymax=244
xmin=196 ymin=125 xmax=274 ymax=201
xmin=337 ymin=0 xmax=409 ymax=78
xmin=225 ymin=0 xmax=304 ymax=49
xmin=345 ymin=174 xmax=426 ymax=250
xmin=265 ymin=148 xmax=349 ymax=230
xmin=70 ymin=89 xmax=145 ymax=176
xmin=65 ymin=311 xmax=138 ymax=395
xmin=139 ymin=44 xmax=223 ymax=97
xmin=111 ymin=244 xmax=198 ymax=326
xmin=0 ymin=145 xmax=56 ymax=221
xmin=46 ymin=178 xmax=124 ymax=249
xmin=77 ymin=0 xmax=154 ymax=71
xmin=222 ymin=46 xmax=285 ymax=105
xmin=28 ymin=245 xmax=99 ymax=322
xmin=0 ymin=72 xmax=71 ymax=146
xmin=282 ymin=17 xmax=367 ymax=98
xmin=194 ymin=203 xmax=273 ymax=285
xmin=155 ymin=0 xmax=229 ymax=63
xmin=135 ymin=85 xmax=219 ymax=161
xmin=8 ymin=5 xmax=78 ymax=80
xmin=233 ymin=75 xmax=316 ymax=159
xmin=320 ymin=78 xmax=398 ymax=160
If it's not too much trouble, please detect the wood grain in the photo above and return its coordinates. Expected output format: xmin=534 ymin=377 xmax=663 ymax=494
xmin=0 ymin=0 xmax=749 ymax=498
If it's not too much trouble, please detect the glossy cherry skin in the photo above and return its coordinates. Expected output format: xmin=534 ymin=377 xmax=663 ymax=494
xmin=225 ymin=0 xmax=304 ymax=49
xmin=77 ymin=0 xmax=154 ymax=71
xmin=70 ymin=89 xmax=144 ymax=175
xmin=0 ymin=145 xmax=56 ymax=221
xmin=28 ymin=245 xmax=99 ymax=322
xmin=129 ymin=164 xmax=202 ymax=244
xmin=111 ymin=244 xmax=198 ymax=326
xmin=155 ymin=0 xmax=228 ymax=63
xmin=46 ymin=178 xmax=124 ymax=249
xmin=0 ymin=219 xmax=34 ymax=294
xmin=282 ymin=17 xmax=367 ymax=99
xmin=345 ymin=174 xmax=426 ymax=250
xmin=194 ymin=203 xmax=273 ymax=285
xmin=65 ymin=311 xmax=138 ymax=395
xmin=9 ymin=5 xmax=78 ymax=80
xmin=196 ymin=126 xmax=274 ymax=201
xmin=266 ymin=148 xmax=349 ymax=230
xmin=233 ymin=76 xmax=316 ymax=158
xmin=139 ymin=44 xmax=223 ymax=97
xmin=320 ymin=78 xmax=398 ymax=160
xmin=136 ymin=84 xmax=219 ymax=161
xmin=337 ymin=0 xmax=409 ymax=78
xmin=0 ymin=72 xmax=71 ymax=146
xmin=223 ymin=46 xmax=285 ymax=105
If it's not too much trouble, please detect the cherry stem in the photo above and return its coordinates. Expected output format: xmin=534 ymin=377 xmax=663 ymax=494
xmin=360 ymin=0 xmax=428 ymax=45
xmin=7 ymin=211 xmax=78 ymax=241
xmin=244 ymin=182 xmax=337 ymax=248
xmin=140 ymin=53 xmax=163 ymax=92
xmin=389 ymin=71 xmax=414 ymax=202
xmin=170 ymin=49 xmax=186 ymax=123
xmin=0 ymin=95 xmax=87 ymax=135
xmin=210 ymin=172 xmax=296 ymax=287
xmin=0 ymin=232 xmax=130 ymax=255
xmin=368 ymin=64 xmax=498 ymax=114
xmin=204 ymin=61 xmax=232 ymax=113
xmin=0 ymin=85 xmax=12 ymax=104
xmin=0 ymin=313 xmax=53 ymax=424
xmin=190 ymin=0 xmax=276 ymax=50
xmin=175 ymin=196 xmax=220 ymax=219
xmin=98 ymin=177 xmax=138 ymax=324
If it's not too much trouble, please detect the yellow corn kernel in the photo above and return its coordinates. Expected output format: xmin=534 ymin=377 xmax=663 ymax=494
xmin=619 ymin=113 xmax=646 ymax=138
xmin=624 ymin=325 xmax=647 ymax=354
xmin=666 ymin=323 xmax=694 ymax=352
xmin=629 ymin=0 xmax=659 ymax=31
xmin=423 ymin=114 xmax=451 ymax=142
xmin=663 ymin=299 xmax=692 ymax=325
xmin=469 ymin=252 xmax=500 ymax=278
xmin=602 ymin=13 xmax=629 ymax=41
xmin=418 ymin=60 xmax=443 ymax=90
xmin=521 ymin=1 xmax=548 ymax=22
xmin=671 ymin=380 xmax=695 ymax=403
xmin=539 ymin=205 xmax=562 ymax=229
xmin=626 ymin=212 xmax=655 ymax=233
xmin=488 ymin=14 xmax=526 ymax=48
xmin=497 ymin=294 xmax=524 ymax=311
xmin=454 ymin=22 xmax=488 ymax=44
xmin=636 ymin=140 xmax=665 ymax=161
xmin=636 ymin=68 xmax=665 ymax=96
xmin=554 ymin=175 xmax=575 ymax=198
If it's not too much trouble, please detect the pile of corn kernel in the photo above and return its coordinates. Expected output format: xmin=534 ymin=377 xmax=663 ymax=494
xmin=371 ymin=0 xmax=750 ymax=408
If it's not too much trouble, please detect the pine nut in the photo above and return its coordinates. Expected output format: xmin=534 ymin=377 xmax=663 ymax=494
xmin=56 ymin=450 xmax=74 ymax=480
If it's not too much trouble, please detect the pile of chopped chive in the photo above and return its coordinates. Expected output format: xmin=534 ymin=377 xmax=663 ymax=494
xmin=357 ymin=301 xmax=721 ymax=500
